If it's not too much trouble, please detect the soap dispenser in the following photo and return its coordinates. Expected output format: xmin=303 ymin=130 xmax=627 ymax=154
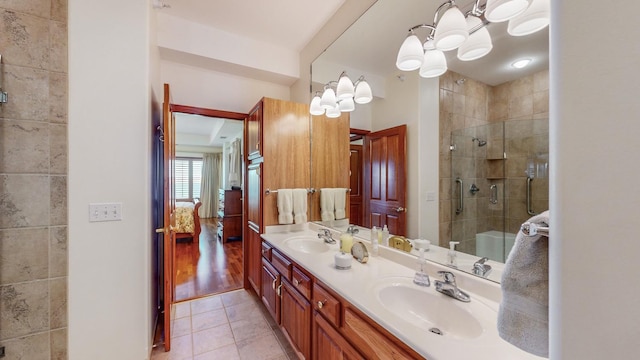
xmin=340 ymin=231 xmax=354 ymax=253
xmin=413 ymin=248 xmax=430 ymax=287
xmin=448 ymin=241 xmax=460 ymax=268
xmin=370 ymin=226 xmax=379 ymax=256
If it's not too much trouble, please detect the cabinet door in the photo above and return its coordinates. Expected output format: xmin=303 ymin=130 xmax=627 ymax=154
xmin=247 ymin=101 xmax=262 ymax=160
xmin=261 ymin=259 xmax=280 ymax=323
xmin=246 ymin=226 xmax=262 ymax=295
xmin=281 ymin=278 xmax=311 ymax=359
xmin=313 ymin=312 xmax=364 ymax=360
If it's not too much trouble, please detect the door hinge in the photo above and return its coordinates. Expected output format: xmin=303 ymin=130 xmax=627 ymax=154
xmin=0 ymin=91 xmax=7 ymax=104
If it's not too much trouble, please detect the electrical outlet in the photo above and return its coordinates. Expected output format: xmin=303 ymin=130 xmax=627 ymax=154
xmin=89 ymin=203 xmax=123 ymax=222
xmin=426 ymin=192 xmax=436 ymax=202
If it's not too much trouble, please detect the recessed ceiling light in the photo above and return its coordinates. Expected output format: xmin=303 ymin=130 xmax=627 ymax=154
xmin=512 ymin=58 xmax=532 ymax=69
xmin=220 ymin=136 xmax=227 ymax=139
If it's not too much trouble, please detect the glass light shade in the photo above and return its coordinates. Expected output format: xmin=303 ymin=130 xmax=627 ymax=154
xmin=336 ymin=74 xmax=355 ymax=99
xmin=338 ymin=97 xmax=355 ymax=112
xmin=434 ymin=6 xmax=469 ymax=51
xmin=457 ymin=16 xmax=493 ymax=61
xmin=309 ymin=94 xmax=324 ymax=115
xmin=326 ymin=104 xmax=341 ymax=118
xmin=396 ymin=34 xmax=424 ymax=71
xmin=419 ymin=48 xmax=448 ymax=78
xmin=320 ymin=88 xmax=337 ymax=109
xmin=354 ymin=80 xmax=372 ymax=104
xmin=507 ymin=0 xmax=550 ymax=36
xmin=485 ymin=0 xmax=531 ymax=23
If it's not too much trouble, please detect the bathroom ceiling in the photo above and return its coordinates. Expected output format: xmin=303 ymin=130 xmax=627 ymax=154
xmin=174 ymin=113 xmax=244 ymax=148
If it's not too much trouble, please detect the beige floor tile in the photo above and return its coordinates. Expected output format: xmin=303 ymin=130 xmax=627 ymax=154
xmin=221 ymin=289 xmax=255 ymax=307
xmin=192 ymin=308 xmax=228 ymax=332
xmin=236 ymin=333 xmax=285 ymax=360
xmin=230 ymin=314 xmax=272 ymax=342
xmin=167 ymin=334 xmax=193 ymax=360
xmin=193 ymin=343 xmax=241 ymax=360
xmin=172 ymin=317 xmax=192 ymax=338
xmin=192 ymin=323 xmax=236 ymax=355
xmin=225 ymin=300 xmax=264 ymax=323
xmin=191 ymin=295 xmax=224 ymax=315
xmin=174 ymin=301 xmax=191 ymax=319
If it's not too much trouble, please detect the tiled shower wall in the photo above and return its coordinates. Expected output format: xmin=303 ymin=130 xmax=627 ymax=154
xmin=439 ymin=69 xmax=549 ymax=252
xmin=0 ymin=1 xmax=68 ymax=359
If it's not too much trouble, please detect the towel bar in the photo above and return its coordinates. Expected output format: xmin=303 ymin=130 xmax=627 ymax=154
xmin=520 ymin=222 xmax=549 ymax=237
xmin=265 ymin=188 xmax=316 ymax=195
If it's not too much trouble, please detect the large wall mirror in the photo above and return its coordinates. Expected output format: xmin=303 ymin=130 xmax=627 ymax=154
xmin=311 ymin=0 xmax=549 ymax=282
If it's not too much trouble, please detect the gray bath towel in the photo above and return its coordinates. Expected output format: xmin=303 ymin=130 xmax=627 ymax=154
xmin=498 ymin=210 xmax=549 ymax=358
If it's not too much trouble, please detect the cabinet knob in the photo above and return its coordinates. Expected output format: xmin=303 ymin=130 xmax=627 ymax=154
xmin=277 ymin=284 xmax=282 ymax=297
xmin=317 ymin=300 xmax=326 ymax=309
xmin=293 ymin=278 xmax=300 ymax=286
xmin=272 ymin=279 xmax=277 ymax=290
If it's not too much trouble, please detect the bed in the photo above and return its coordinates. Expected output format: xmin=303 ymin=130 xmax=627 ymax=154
xmin=174 ymin=199 xmax=202 ymax=242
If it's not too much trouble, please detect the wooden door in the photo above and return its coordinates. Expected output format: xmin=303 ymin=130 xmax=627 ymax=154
xmin=245 ymin=162 xmax=262 ymax=293
xmin=261 ymin=259 xmax=280 ymax=323
xmin=363 ymin=125 xmax=407 ymax=236
xmin=159 ymin=83 xmax=177 ymax=351
xmin=349 ymin=144 xmax=364 ymax=226
xmin=247 ymin=100 xmax=262 ymax=160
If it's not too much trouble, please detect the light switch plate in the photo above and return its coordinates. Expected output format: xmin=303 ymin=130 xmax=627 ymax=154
xmin=426 ymin=192 xmax=436 ymax=202
xmin=89 ymin=203 xmax=122 ymax=222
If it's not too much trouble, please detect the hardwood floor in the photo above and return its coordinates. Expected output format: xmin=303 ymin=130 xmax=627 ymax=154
xmin=174 ymin=217 xmax=243 ymax=302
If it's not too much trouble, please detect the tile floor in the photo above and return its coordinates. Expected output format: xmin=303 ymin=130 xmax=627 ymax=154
xmin=150 ymin=289 xmax=297 ymax=360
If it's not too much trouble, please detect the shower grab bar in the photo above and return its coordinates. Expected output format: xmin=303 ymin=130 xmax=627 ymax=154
xmin=526 ymin=177 xmax=536 ymax=215
xmin=455 ymin=178 xmax=463 ymax=215
xmin=489 ymin=184 xmax=498 ymax=204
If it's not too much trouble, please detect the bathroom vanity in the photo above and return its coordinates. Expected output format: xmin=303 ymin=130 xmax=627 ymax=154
xmin=259 ymin=223 xmax=541 ymax=360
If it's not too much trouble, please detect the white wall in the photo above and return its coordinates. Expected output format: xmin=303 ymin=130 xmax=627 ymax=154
xmin=550 ymin=1 xmax=640 ymax=359
xmin=69 ymin=0 xmax=151 ymax=358
xmin=161 ymin=60 xmax=290 ymax=113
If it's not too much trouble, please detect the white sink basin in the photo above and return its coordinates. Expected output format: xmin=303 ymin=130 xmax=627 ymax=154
xmin=373 ymin=277 xmax=494 ymax=340
xmin=283 ymin=236 xmax=330 ymax=254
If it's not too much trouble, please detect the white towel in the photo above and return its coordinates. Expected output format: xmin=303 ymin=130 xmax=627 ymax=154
xmin=277 ymin=189 xmax=293 ymax=224
xmin=320 ymin=188 xmax=335 ymax=221
xmin=292 ymin=188 xmax=308 ymax=224
xmin=498 ymin=210 xmax=549 ymax=358
xmin=334 ymin=188 xmax=347 ymax=220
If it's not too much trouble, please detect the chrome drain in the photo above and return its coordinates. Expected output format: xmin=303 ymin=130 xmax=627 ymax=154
xmin=429 ymin=327 xmax=443 ymax=336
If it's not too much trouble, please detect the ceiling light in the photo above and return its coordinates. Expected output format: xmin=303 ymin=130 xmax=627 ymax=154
xmin=354 ymin=77 xmax=373 ymax=104
xmin=507 ymin=0 xmax=550 ymax=36
xmin=310 ymin=92 xmax=325 ymax=115
xmin=310 ymin=73 xmax=372 ymax=115
xmin=420 ymin=41 xmax=448 ymax=78
xmin=396 ymin=0 xmax=543 ymax=78
xmin=338 ymin=97 xmax=355 ymax=112
xmin=336 ymin=72 xmax=355 ymax=99
xmin=325 ymin=104 xmax=341 ymax=118
xmin=512 ymin=58 xmax=531 ymax=68
xmin=396 ymin=34 xmax=425 ymax=71
xmin=485 ymin=0 xmax=531 ymax=23
xmin=434 ymin=5 xmax=469 ymax=51
xmin=319 ymin=86 xmax=337 ymax=109
xmin=457 ymin=15 xmax=493 ymax=61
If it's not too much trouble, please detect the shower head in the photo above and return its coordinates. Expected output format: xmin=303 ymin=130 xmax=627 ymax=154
xmin=472 ymin=137 xmax=487 ymax=147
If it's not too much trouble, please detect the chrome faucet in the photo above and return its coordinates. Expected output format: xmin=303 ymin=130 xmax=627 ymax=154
xmin=318 ymin=229 xmax=336 ymax=244
xmin=434 ymin=271 xmax=470 ymax=302
xmin=472 ymin=257 xmax=492 ymax=277
xmin=346 ymin=225 xmax=359 ymax=235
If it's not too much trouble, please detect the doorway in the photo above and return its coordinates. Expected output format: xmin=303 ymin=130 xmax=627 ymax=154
xmin=171 ymin=105 xmax=247 ymax=302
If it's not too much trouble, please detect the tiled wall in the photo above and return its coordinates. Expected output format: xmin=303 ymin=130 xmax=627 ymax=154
xmin=439 ymin=69 xmax=549 ymax=253
xmin=0 ymin=1 xmax=68 ymax=359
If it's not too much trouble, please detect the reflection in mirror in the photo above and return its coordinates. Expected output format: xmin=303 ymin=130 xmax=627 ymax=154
xmin=311 ymin=0 xmax=549 ymax=282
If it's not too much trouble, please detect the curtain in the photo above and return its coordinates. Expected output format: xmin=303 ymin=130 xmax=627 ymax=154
xmin=229 ymin=138 xmax=242 ymax=187
xmin=199 ymin=153 xmax=221 ymax=218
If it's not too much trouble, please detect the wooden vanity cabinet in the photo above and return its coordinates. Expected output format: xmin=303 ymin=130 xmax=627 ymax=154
xmin=313 ymin=312 xmax=364 ymax=360
xmin=261 ymin=258 xmax=280 ymax=323
xmin=281 ymin=277 xmax=312 ymax=359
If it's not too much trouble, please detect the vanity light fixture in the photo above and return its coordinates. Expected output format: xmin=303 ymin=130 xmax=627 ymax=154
xmin=396 ymin=0 xmax=549 ymax=78
xmin=310 ymin=72 xmax=372 ymax=116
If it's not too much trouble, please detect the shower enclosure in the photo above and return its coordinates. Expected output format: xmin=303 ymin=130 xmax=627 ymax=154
xmin=450 ymin=118 xmax=549 ymax=262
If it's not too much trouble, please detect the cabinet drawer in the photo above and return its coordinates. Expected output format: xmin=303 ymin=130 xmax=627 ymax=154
xmin=261 ymin=241 xmax=272 ymax=261
xmin=291 ymin=266 xmax=311 ymax=300
xmin=271 ymin=249 xmax=292 ymax=280
xmin=312 ymin=282 xmax=341 ymax=328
